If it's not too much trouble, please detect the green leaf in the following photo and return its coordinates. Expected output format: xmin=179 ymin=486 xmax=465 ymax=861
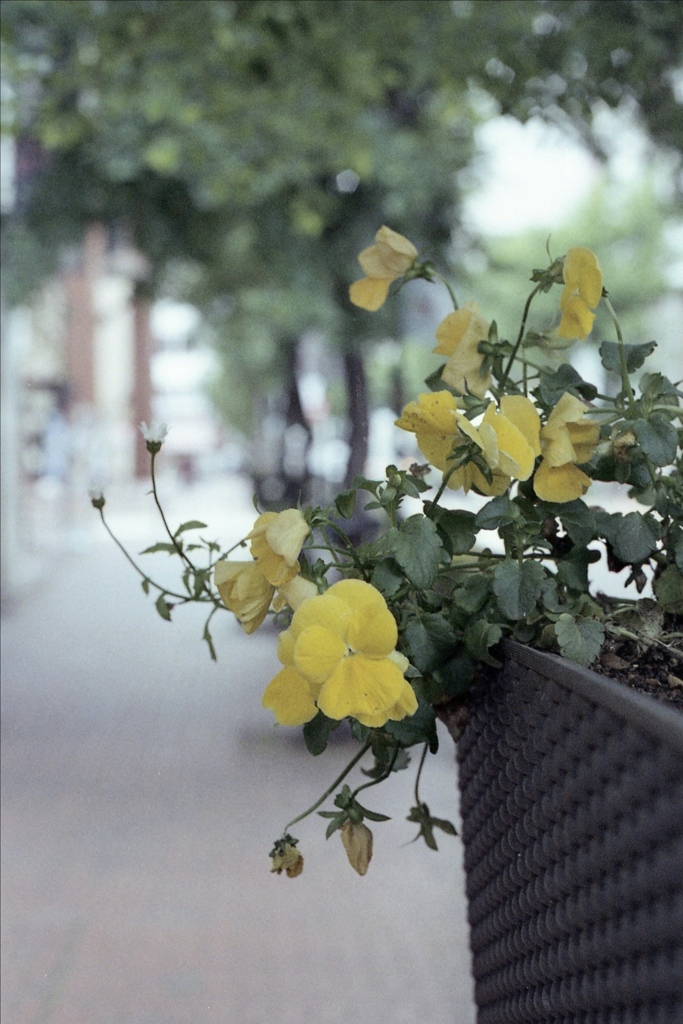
xmin=174 ymin=519 xmax=208 ymax=537
xmin=202 ymin=619 xmax=217 ymax=661
xmin=155 ymin=593 xmax=172 ymax=621
xmin=140 ymin=542 xmax=179 ymax=555
xmin=319 ymin=811 xmax=348 ymax=839
xmin=370 ymin=559 xmax=405 ymax=598
xmin=475 ymin=495 xmax=517 ymax=530
xmin=431 ymin=508 xmax=477 ymax=555
xmin=390 ymin=515 xmax=446 ymax=589
xmin=386 ymin=699 xmax=438 ymax=751
xmin=453 ymin=573 xmax=491 ymax=614
xmin=334 ymin=489 xmax=357 ymax=518
xmin=493 ymin=560 xmax=546 ymax=620
xmin=141 ymin=578 xmax=150 ymax=595
xmin=537 ymin=364 xmax=598 ymax=405
xmin=303 ymin=711 xmax=337 ymax=755
xmin=632 ymin=415 xmax=679 ymax=467
xmin=555 ymin=613 xmax=604 ymax=666
xmin=607 ymin=511 xmax=659 ymax=564
xmin=465 ymin=620 xmax=503 ymax=666
xmin=599 ymin=340 xmax=657 ymax=373
xmin=653 ymin=565 xmax=683 ymax=613
xmin=403 ymin=614 xmax=458 ymax=674
xmin=556 ymin=548 xmax=600 ymax=592
xmin=539 ymin=499 xmax=596 ymax=548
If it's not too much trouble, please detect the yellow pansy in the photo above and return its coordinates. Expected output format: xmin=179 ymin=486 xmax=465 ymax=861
xmin=261 ymin=579 xmax=417 ymax=728
xmin=434 ymin=302 xmax=492 ymax=398
xmin=558 ymin=247 xmax=603 ymax=339
xmin=395 ymin=391 xmax=464 ymax=472
xmin=396 ymin=392 xmax=540 ymax=497
xmin=247 ymin=509 xmax=310 ymax=587
xmin=533 ymin=391 xmax=600 ymax=502
xmin=214 ymin=560 xmax=275 ymax=634
xmin=349 ymin=226 xmax=418 ymax=311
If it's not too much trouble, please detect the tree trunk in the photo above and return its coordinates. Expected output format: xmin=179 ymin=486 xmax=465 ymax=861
xmin=342 ymin=348 xmax=369 ymax=489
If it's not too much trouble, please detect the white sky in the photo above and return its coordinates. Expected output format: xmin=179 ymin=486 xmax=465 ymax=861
xmin=463 ymin=116 xmax=600 ymax=236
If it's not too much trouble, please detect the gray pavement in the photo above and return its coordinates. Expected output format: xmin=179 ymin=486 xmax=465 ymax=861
xmin=1 ymin=474 xmax=475 ymax=1024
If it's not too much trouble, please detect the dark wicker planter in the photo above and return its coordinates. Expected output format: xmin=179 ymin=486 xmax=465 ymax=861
xmin=453 ymin=641 xmax=683 ymax=1024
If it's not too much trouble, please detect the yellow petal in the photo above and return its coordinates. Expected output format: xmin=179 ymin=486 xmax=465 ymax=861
xmin=349 ymin=276 xmax=391 ymax=311
xmin=435 ymin=303 xmax=492 ymax=398
xmin=277 ymin=628 xmax=296 ymax=666
xmin=347 ymin=602 xmax=398 ymax=657
xmin=327 ymin=578 xmax=387 ymax=614
xmin=358 ymin=226 xmax=418 ymax=277
xmin=264 ymin=509 xmax=310 ymax=566
xmin=290 ymin=593 xmax=353 ymax=642
xmin=395 ymin=392 xmax=465 ymax=473
xmin=261 ymin=666 xmax=318 ymax=725
xmin=277 ymin=575 xmax=319 ymax=611
xmin=500 ymin=395 xmax=542 ymax=456
xmin=213 ymin=560 xmax=274 ymax=633
xmin=317 ymin=655 xmax=407 ymax=725
xmin=558 ymin=294 xmax=595 ymax=339
xmin=384 ymin=678 xmax=419 ymax=721
xmin=566 ymin=420 xmax=600 ymax=463
xmin=293 ymin=625 xmax=348 ymax=686
xmin=533 ymin=460 xmax=593 ymax=502
xmin=563 ymin=247 xmax=603 ymax=308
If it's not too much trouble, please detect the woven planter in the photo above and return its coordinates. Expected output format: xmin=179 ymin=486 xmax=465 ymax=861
xmin=452 ymin=641 xmax=683 ymax=1024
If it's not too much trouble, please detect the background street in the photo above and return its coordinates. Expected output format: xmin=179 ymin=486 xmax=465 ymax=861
xmin=1 ymin=475 xmax=476 ymax=1024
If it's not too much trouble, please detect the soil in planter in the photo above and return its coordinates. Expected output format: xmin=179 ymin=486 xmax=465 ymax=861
xmin=596 ymin=633 xmax=683 ymax=711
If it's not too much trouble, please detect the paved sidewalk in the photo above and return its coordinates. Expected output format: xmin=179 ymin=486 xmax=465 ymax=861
xmin=2 ymin=475 xmax=476 ymax=1024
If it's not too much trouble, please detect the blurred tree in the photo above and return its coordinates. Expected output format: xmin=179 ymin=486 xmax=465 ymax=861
xmin=2 ymin=0 xmax=681 ymax=495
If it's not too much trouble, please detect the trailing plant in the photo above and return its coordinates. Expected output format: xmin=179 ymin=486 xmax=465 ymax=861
xmin=94 ymin=228 xmax=683 ymax=876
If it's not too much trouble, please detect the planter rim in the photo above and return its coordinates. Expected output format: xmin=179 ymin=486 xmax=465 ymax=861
xmin=502 ymin=639 xmax=683 ymax=754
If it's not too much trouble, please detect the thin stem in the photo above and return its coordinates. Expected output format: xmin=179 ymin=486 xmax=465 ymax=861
xmin=498 ymin=283 xmax=543 ymax=394
xmin=98 ymin=509 xmax=195 ymax=602
xmin=425 ymin=462 xmax=461 ymax=517
xmin=603 ymin=296 xmax=637 ymax=415
xmin=413 ymin=742 xmax=430 ymax=806
xmin=282 ymin=739 xmax=372 ymax=833
xmin=351 ymin=743 xmax=401 ymax=800
xmin=322 ymin=525 xmax=366 ymax=575
xmin=149 ymin=451 xmax=215 ymax=599
xmin=431 ymin=270 xmax=459 ymax=311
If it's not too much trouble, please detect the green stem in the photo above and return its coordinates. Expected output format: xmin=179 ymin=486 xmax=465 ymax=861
xmin=603 ymin=296 xmax=637 ymax=415
xmin=283 ymin=739 xmax=372 ymax=833
xmin=425 ymin=462 xmax=461 ymax=517
xmin=431 ymin=270 xmax=459 ymax=311
xmin=413 ymin=742 xmax=430 ymax=806
xmin=351 ymin=743 xmax=401 ymax=800
xmin=498 ymin=283 xmax=543 ymax=393
xmin=322 ymin=525 xmax=367 ymax=575
xmin=150 ymin=451 xmax=215 ymax=599
xmin=98 ymin=509 xmax=196 ymax=602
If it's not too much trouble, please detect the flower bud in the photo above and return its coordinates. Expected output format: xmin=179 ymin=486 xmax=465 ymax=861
xmin=340 ymin=820 xmax=373 ymax=876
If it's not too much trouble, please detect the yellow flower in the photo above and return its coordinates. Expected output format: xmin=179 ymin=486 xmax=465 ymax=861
xmin=395 ymin=391 xmax=464 ymax=473
xmin=214 ymin=560 xmax=275 ymax=634
xmin=434 ymin=302 xmax=492 ymax=398
xmin=349 ymin=226 xmax=418 ymax=311
xmin=261 ymin=579 xmax=417 ymax=728
xmin=558 ymin=247 xmax=603 ymax=339
xmin=247 ymin=509 xmax=310 ymax=587
xmin=395 ymin=392 xmax=540 ymax=497
xmin=533 ymin=391 xmax=600 ymax=502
